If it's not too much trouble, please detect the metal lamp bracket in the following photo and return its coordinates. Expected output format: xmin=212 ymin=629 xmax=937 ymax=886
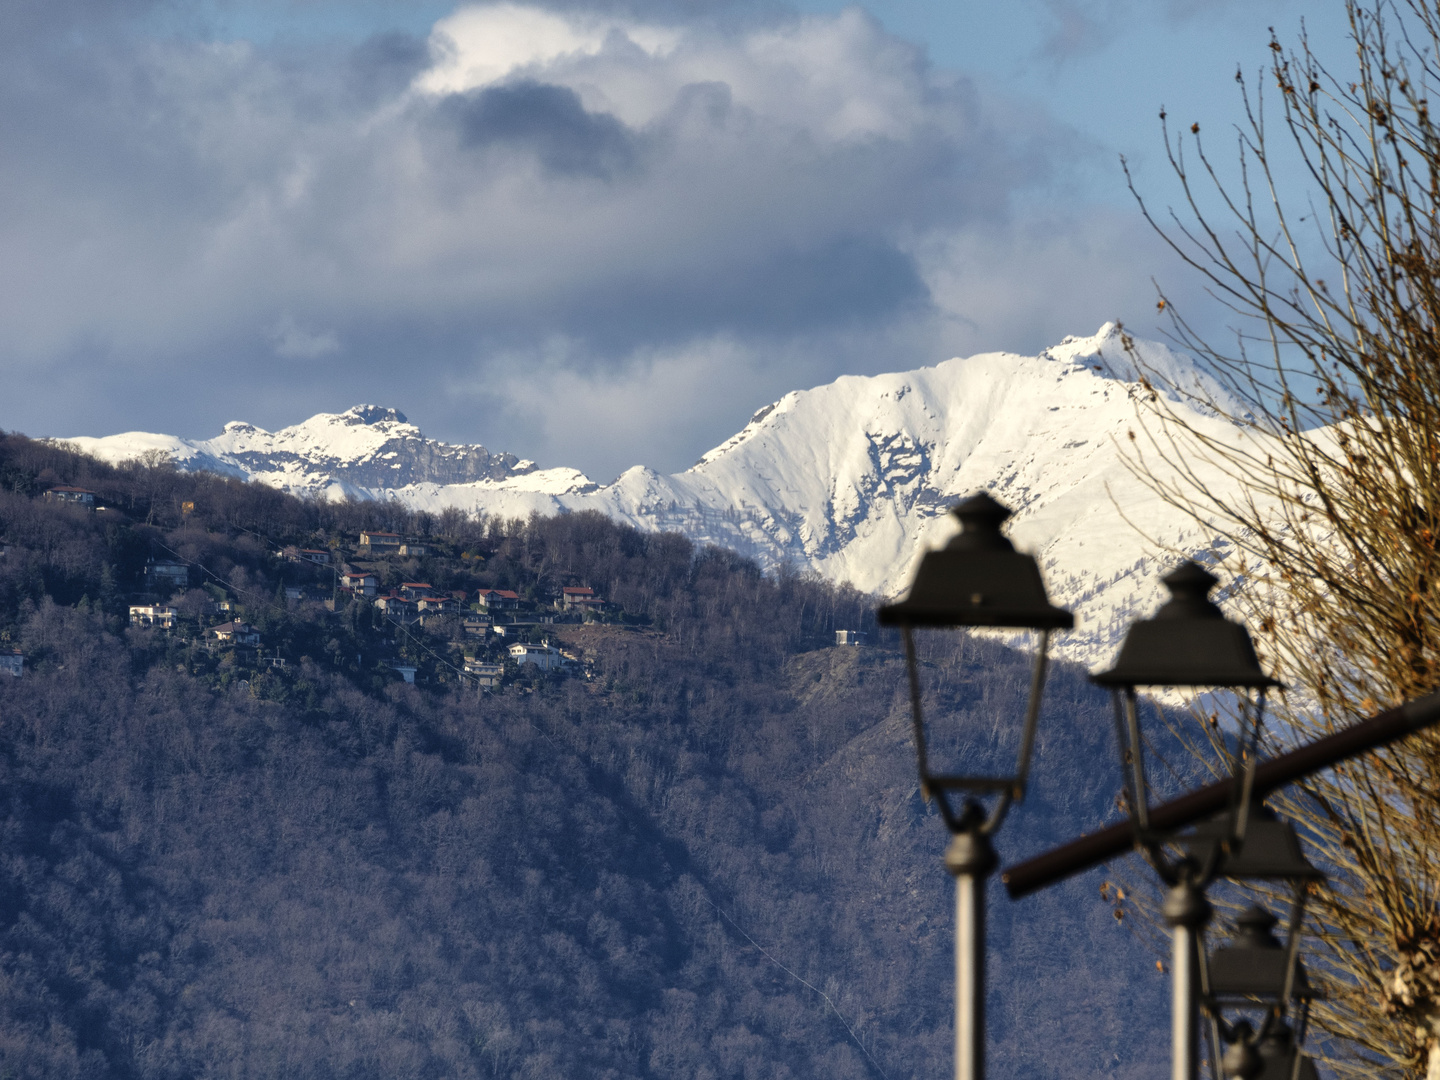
xmin=1111 ymin=686 xmax=1270 ymax=887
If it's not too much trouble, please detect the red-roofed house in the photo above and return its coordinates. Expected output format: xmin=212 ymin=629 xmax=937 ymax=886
xmin=399 ymin=582 xmax=435 ymax=600
xmin=560 ymin=586 xmax=603 ymax=612
xmin=341 ymin=571 xmax=378 ymax=597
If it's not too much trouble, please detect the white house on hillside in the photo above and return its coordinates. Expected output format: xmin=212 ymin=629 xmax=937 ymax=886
xmin=44 ymin=486 xmax=97 ymax=507
xmin=508 ymin=642 xmax=562 ymax=671
xmin=341 ymin=571 xmax=378 ymax=596
xmin=208 ymin=621 xmax=260 ymax=646
xmin=130 ymin=604 xmax=178 ymax=629
xmin=463 ymin=658 xmax=504 ymax=687
xmin=145 ymin=560 xmax=189 ymax=590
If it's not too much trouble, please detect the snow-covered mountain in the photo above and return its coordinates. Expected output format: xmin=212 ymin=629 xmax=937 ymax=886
xmin=61 ymin=404 xmax=585 ymax=498
xmin=62 ymin=325 xmax=1255 ymax=668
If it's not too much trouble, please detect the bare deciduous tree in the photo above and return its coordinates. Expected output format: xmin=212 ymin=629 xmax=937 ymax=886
xmin=1117 ymin=2 xmax=1440 ymax=1077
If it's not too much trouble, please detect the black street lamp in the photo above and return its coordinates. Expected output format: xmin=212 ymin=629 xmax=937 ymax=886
xmin=1206 ymin=899 xmax=1324 ymax=1080
xmin=1089 ymin=560 xmax=1308 ymax=1080
xmin=998 ymin=686 xmax=1440 ymax=1080
xmin=877 ymin=493 xmax=1072 ymax=1080
xmin=884 ymin=504 xmax=1440 ymax=1080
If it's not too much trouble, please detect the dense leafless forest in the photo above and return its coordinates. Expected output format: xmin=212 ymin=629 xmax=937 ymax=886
xmin=0 ymin=432 xmax=1167 ymax=1079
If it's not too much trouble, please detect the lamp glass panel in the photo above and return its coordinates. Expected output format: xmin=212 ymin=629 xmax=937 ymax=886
xmin=898 ymin=627 xmax=1052 ymax=784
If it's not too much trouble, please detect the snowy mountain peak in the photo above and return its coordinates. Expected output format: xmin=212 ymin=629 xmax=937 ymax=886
xmin=693 ymin=392 xmax=800 ymax=468
xmin=63 ymin=404 xmax=535 ymax=500
xmin=58 ymin=328 xmax=1254 ymax=668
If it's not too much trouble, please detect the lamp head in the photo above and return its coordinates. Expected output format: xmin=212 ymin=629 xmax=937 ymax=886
xmin=1092 ymin=560 xmax=1279 ymax=688
xmin=1208 ymin=905 xmax=1315 ymax=1000
xmin=1183 ymin=807 xmax=1326 ymax=881
xmin=878 ymin=494 xmax=1073 ymax=630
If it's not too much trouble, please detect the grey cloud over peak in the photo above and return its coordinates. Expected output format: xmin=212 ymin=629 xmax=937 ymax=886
xmin=0 ymin=0 xmax=1188 ymax=479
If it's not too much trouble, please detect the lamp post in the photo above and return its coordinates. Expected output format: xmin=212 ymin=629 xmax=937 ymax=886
xmin=996 ymin=691 xmax=1440 ymax=1076
xmin=877 ymin=493 xmax=1072 ymax=1080
xmin=1090 ymin=560 xmax=1293 ymax=1080
xmin=1205 ymin=899 xmax=1323 ymax=1080
xmin=880 ymin=506 xmax=1440 ymax=1079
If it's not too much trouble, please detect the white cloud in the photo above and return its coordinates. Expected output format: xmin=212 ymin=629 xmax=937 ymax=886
xmin=0 ymin=1 xmax=1193 ymax=474
xmin=415 ymin=3 xmax=680 ymax=96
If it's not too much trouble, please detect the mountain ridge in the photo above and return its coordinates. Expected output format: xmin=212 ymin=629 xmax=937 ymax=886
xmin=57 ymin=324 xmax=1252 ymax=668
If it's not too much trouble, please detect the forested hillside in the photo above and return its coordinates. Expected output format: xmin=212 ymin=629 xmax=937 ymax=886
xmin=0 ymin=433 xmax=1168 ymax=1080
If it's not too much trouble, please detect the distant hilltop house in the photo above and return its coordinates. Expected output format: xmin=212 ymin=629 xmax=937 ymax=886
xmin=44 ymin=486 xmax=97 ymax=507
xmin=278 ymin=546 xmax=334 ymax=566
xmin=508 ymin=642 xmax=562 ymax=671
xmin=340 ymin=571 xmax=378 ymax=597
xmin=463 ymin=658 xmax=504 ymax=687
xmin=416 ymin=595 xmax=454 ymax=616
xmin=358 ymin=531 xmax=401 ymax=550
xmin=477 ymin=588 xmax=521 ymax=611
xmin=129 ymin=604 xmax=178 ymax=629
xmin=398 ymin=542 xmax=427 ymax=557
xmin=560 ymin=587 xmax=603 ymax=612
xmin=835 ymin=630 xmax=867 ymax=646
xmin=208 ymin=621 xmax=260 ymax=646
xmin=145 ymin=560 xmax=189 ymax=590
xmin=375 ymin=594 xmax=419 ymax=623
xmin=0 ymin=649 xmax=23 ymax=677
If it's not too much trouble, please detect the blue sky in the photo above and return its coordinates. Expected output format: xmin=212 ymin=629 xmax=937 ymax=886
xmin=1 ymin=0 xmax=1346 ymax=480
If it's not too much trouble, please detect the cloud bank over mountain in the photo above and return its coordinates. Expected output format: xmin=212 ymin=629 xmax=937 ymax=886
xmin=1 ymin=0 xmax=1188 ymax=480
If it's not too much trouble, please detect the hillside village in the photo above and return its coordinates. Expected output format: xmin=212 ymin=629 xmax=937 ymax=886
xmin=7 ymin=469 xmax=639 ymax=696
xmin=113 ymin=519 xmax=617 ymax=690
xmin=1 ymin=439 xmax=875 ymax=703
xmin=121 ymin=513 xmax=617 ymax=690
xmin=0 ymin=429 xmax=1151 ymax=1080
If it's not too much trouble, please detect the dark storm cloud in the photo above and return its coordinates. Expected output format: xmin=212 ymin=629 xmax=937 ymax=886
xmin=443 ymin=80 xmax=638 ymax=177
xmin=660 ymin=234 xmax=928 ymax=336
xmin=545 ymin=234 xmax=929 ymax=344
